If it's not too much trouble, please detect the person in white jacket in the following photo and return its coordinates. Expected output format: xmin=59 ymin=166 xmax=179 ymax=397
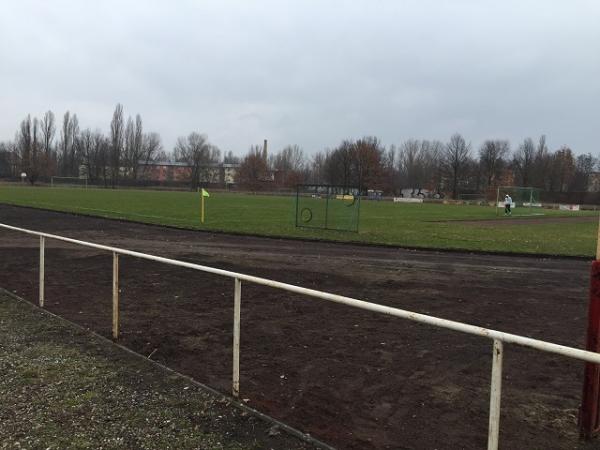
xmin=504 ymin=194 xmax=512 ymax=216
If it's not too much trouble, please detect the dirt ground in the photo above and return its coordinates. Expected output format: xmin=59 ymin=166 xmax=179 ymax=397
xmin=444 ymin=216 xmax=598 ymax=227
xmin=0 ymin=204 xmax=598 ymax=450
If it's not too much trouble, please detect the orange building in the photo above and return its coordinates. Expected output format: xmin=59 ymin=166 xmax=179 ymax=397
xmin=138 ymin=162 xmax=239 ymax=185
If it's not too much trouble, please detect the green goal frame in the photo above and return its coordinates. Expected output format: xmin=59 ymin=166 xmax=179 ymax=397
xmin=295 ymin=184 xmax=361 ymax=233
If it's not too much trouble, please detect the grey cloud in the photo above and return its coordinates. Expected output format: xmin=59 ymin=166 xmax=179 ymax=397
xmin=1 ymin=0 xmax=598 ymax=154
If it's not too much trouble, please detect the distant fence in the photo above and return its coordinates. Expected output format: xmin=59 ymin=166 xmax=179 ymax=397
xmin=0 ymin=222 xmax=599 ymax=449
xmin=482 ymin=187 xmax=600 ymax=206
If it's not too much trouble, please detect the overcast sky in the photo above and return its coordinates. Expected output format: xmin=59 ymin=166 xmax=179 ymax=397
xmin=1 ymin=0 xmax=599 ymax=156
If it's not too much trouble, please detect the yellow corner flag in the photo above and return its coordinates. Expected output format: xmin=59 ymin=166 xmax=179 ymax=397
xmin=200 ymin=189 xmax=209 ymax=223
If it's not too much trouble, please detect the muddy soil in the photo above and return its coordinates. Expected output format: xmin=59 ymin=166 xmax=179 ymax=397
xmin=0 ymin=204 xmax=597 ymax=450
xmin=444 ymin=216 xmax=597 ymax=227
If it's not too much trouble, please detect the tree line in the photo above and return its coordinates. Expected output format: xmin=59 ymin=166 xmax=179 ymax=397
xmin=0 ymin=104 xmax=237 ymax=190
xmin=0 ymin=105 xmax=164 ymax=187
xmin=238 ymin=134 xmax=596 ymax=198
xmin=0 ymin=105 xmax=596 ymax=197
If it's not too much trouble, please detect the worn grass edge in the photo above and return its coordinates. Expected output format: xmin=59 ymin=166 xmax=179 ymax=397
xmin=0 ymin=287 xmax=335 ymax=450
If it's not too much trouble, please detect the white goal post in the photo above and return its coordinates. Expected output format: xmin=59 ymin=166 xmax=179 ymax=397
xmin=495 ymin=186 xmax=541 ymax=216
xmin=50 ymin=176 xmax=89 ymax=189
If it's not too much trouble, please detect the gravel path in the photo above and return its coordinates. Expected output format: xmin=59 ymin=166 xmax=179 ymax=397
xmin=0 ymin=291 xmax=322 ymax=450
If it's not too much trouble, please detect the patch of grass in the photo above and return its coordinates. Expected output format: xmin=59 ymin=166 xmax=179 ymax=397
xmin=0 ymin=185 xmax=597 ymax=256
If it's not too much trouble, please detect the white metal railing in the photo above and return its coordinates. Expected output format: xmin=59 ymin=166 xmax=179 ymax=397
xmin=0 ymin=221 xmax=597 ymax=450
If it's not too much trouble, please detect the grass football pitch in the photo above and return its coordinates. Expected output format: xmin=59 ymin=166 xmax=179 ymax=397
xmin=0 ymin=185 xmax=597 ymax=257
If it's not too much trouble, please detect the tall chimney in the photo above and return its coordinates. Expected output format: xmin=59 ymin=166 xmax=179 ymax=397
xmin=263 ymin=139 xmax=268 ymax=161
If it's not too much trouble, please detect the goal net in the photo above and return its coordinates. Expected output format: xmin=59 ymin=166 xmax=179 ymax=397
xmin=295 ymin=184 xmax=361 ymax=232
xmin=496 ymin=186 xmax=541 ymax=215
xmin=51 ymin=177 xmax=89 ymax=188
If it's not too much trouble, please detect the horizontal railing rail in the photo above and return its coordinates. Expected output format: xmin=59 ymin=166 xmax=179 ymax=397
xmin=0 ymin=221 xmax=596 ymax=450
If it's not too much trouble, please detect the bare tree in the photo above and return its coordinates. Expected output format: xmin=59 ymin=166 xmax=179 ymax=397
xmin=380 ymin=145 xmax=397 ymax=194
xmin=110 ymin=104 xmax=124 ymax=188
xmin=59 ymin=111 xmax=71 ymax=175
xmin=237 ymin=145 xmax=269 ymax=190
xmin=78 ymin=128 xmax=94 ymax=180
xmin=17 ymin=115 xmax=32 ymax=182
xmin=70 ymin=114 xmax=80 ymax=175
xmin=134 ymin=115 xmax=143 ymax=169
xmin=513 ymin=137 xmax=535 ymax=186
xmin=152 ymin=149 xmax=170 ymax=162
xmin=309 ymin=151 xmax=326 ymax=184
xmin=40 ymin=110 xmax=56 ymax=156
xmin=548 ymin=146 xmax=575 ymax=192
xmin=123 ymin=114 xmax=145 ymax=180
xmin=0 ymin=141 xmax=14 ymax=177
xmin=324 ymin=141 xmax=353 ymax=187
xmin=58 ymin=111 xmax=80 ymax=176
xmin=399 ymin=139 xmax=423 ymax=191
xmin=531 ymin=135 xmax=551 ymax=189
xmin=136 ymin=132 xmax=162 ymax=179
xmin=444 ymin=133 xmax=471 ymax=199
xmin=31 ymin=117 xmax=41 ymax=182
xmin=396 ymin=139 xmax=446 ymax=196
xmin=15 ymin=115 xmax=43 ymax=184
xmin=571 ymin=153 xmax=596 ymax=192
xmin=352 ymin=136 xmax=384 ymax=189
xmin=39 ymin=110 xmax=56 ymax=178
xmin=272 ymin=144 xmax=305 ymax=187
xmin=142 ymin=132 xmax=161 ymax=162
xmin=94 ymin=131 xmax=110 ymax=186
xmin=421 ymin=140 xmax=445 ymax=196
xmin=1 ymin=140 xmax=19 ymax=177
xmin=223 ymin=150 xmax=240 ymax=165
xmin=479 ymin=140 xmax=509 ymax=189
xmin=124 ymin=116 xmax=135 ymax=177
xmin=174 ymin=132 xmax=220 ymax=189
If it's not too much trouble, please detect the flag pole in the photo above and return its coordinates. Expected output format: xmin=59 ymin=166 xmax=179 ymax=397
xmin=200 ymin=188 xmax=209 ymax=224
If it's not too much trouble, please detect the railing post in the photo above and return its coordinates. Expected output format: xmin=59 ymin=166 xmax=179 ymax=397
xmin=233 ymin=277 xmax=241 ymax=398
xmin=112 ymin=252 xmax=119 ymax=340
xmin=39 ymin=236 xmax=45 ymax=307
xmin=487 ymin=339 xmax=504 ymax=450
xmin=580 ymin=258 xmax=600 ymax=438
